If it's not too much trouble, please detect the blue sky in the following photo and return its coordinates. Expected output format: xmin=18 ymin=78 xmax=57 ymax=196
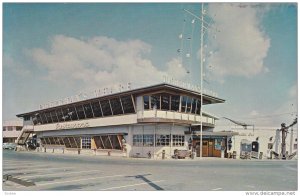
xmin=3 ymin=3 xmax=297 ymax=127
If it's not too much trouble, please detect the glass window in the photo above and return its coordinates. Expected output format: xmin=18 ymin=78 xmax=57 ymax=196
xmin=181 ymin=96 xmax=187 ymax=113
xmin=186 ymin=97 xmax=192 ymax=113
xmin=156 ymin=134 xmax=170 ymax=146
xmin=7 ymin=126 xmax=13 ymax=131
xmin=83 ymin=103 xmax=94 ymax=118
xmin=110 ymin=98 xmax=123 ymax=115
xmin=36 ymin=114 xmax=43 ymax=124
xmin=133 ymin=135 xmax=143 ymax=146
xmin=100 ymin=100 xmax=112 ymax=116
xmin=50 ymin=110 xmax=59 ymax=123
xmin=172 ymin=135 xmax=185 ymax=146
xmin=82 ymin=137 xmax=91 ymax=149
xmin=143 ymin=95 xmax=150 ymax=110
xmin=62 ymin=107 xmax=71 ymax=121
xmin=76 ymin=105 xmax=86 ymax=119
xmin=191 ymin=98 xmax=197 ymax=114
xmin=121 ymin=96 xmax=135 ymax=113
xmin=45 ymin=112 xmax=53 ymax=123
xmin=196 ymin=99 xmax=201 ymax=115
xmin=170 ymin=95 xmax=180 ymax=112
xmin=151 ymin=94 xmax=160 ymax=110
xmin=91 ymin=101 xmax=102 ymax=117
xmin=16 ymin=126 xmax=22 ymax=131
xmin=41 ymin=113 xmax=48 ymax=124
xmin=161 ymin=94 xmax=170 ymax=110
xmin=68 ymin=106 xmax=78 ymax=121
xmin=3 ymin=127 xmax=6 ymax=131
xmin=143 ymin=135 xmax=154 ymax=146
xmin=56 ymin=109 xmax=64 ymax=122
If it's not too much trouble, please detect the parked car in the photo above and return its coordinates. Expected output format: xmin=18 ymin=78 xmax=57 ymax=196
xmin=3 ymin=143 xmax=17 ymax=150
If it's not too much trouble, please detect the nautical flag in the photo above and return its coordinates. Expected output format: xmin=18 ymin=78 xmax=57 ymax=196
xmin=179 ymin=34 xmax=183 ymax=39
xmin=192 ymin=19 xmax=195 ymax=24
xmin=186 ymin=53 xmax=190 ymax=58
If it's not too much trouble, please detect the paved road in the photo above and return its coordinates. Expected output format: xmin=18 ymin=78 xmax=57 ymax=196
xmin=2 ymin=150 xmax=298 ymax=191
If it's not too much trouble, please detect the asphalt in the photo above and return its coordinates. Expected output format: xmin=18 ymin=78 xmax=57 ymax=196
xmin=2 ymin=150 xmax=298 ymax=191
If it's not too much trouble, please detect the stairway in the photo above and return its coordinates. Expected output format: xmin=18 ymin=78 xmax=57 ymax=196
xmin=16 ymin=125 xmax=34 ymax=145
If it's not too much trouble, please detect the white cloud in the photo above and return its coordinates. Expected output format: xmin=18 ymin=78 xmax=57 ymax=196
xmin=3 ymin=54 xmax=31 ymax=77
xmin=27 ymin=35 xmax=187 ymax=90
xmin=204 ymin=4 xmax=270 ymax=80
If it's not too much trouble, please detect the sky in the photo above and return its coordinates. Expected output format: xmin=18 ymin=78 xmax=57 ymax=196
xmin=2 ymin=3 xmax=298 ymax=128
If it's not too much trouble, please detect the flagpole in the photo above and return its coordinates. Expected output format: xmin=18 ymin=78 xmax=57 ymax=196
xmin=200 ymin=3 xmax=204 ymax=158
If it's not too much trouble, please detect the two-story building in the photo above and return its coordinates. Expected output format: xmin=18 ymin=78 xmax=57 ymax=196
xmin=16 ymin=83 xmax=231 ymax=159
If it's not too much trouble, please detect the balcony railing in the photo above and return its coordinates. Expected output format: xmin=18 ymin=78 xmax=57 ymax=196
xmin=137 ymin=110 xmax=215 ymax=125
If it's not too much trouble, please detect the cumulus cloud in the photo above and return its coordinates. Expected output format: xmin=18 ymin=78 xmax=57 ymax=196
xmin=27 ymin=35 xmax=187 ymax=90
xmin=3 ymin=54 xmax=31 ymax=77
xmin=204 ymin=4 xmax=270 ymax=80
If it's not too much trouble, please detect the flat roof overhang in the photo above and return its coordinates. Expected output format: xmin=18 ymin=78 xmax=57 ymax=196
xmin=192 ymin=131 xmax=239 ymax=137
xmin=17 ymin=83 xmax=225 ymax=118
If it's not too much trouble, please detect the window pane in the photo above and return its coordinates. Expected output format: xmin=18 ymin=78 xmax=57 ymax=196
xmin=76 ymin=105 xmax=86 ymax=119
xmin=110 ymin=98 xmax=123 ymax=115
xmin=41 ymin=113 xmax=48 ymax=124
xmin=181 ymin=96 xmax=187 ymax=113
xmin=156 ymin=134 xmax=170 ymax=146
xmin=83 ymin=103 xmax=94 ymax=118
xmin=186 ymin=97 xmax=192 ymax=113
xmin=143 ymin=95 xmax=150 ymax=110
xmin=100 ymin=100 xmax=112 ymax=116
xmin=161 ymin=94 xmax=170 ymax=110
xmin=191 ymin=99 xmax=197 ymax=114
xmin=151 ymin=94 xmax=160 ymax=110
xmin=172 ymin=135 xmax=185 ymax=146
xmin=171 ymin=95 xmax=180 ymax=112
xmin=143 ymin=135 xmax=154 ymax=146
xmin=56 ymin=109 xmax=64 ymax=122
xmin=121 ymin=96 xmax=135 ymax=113
xmin=133 ymin=135 xmax=143 ymax=146
xmin=68 ymin=106 xmax=78 ymax=121
xmin=82 ymin=137 xmax=91 ymax=149
xmin=196 ymin=99 xmax=201 ymax=115
xmin=62 ymin=107 xmax=71 ymax=121
xmin=91 ymin=101 xmax=102 ymax=117
xmin=50 ymin=110 xmax=59 ymax=123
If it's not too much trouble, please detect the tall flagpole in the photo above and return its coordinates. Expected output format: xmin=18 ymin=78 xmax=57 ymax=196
xmin=199 ymin=3 xmax=204 ymax=158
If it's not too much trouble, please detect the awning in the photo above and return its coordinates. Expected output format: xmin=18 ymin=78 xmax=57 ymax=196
xmin=192 ymin=131 xmax=239 ymax=137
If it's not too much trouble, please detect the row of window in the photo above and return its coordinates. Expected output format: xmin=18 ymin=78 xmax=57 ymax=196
xmin=40 ymin=135 xmax=124 ymax=150
xmin=133 ymin=134 xmax=185 ymax=147
xmin=3 ymin=126 xmax=22 ymax=131
xmin=143 ymin=94 xmax=201 ymax=114
xmin=30 ymin=95 xmax=135 ymax=125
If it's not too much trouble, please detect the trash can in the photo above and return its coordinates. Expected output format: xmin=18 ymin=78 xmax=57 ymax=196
xmin=221 ymin=150 xmax=225 ymax=158
xmin=259 ymin=152 xmax=263 ymax=159
xmin=232 ymin=151 xmax=237 ymax=159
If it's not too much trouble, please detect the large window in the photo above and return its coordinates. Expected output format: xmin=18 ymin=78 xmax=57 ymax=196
xmin=191 ymin=99 xmax=197 ymax=114
xmin=121 ymin=96 xmax=135 ymax=113
xmin=83 ymin=103 xmax=94 ymax=118
xmin=186 ymin=97 xmax=192 ymax=113
xmin=156 ymin=134 xmax=170 ymax=146
xmin=76 ymin=105 xmax=86 ymax=119
xmin=196 ymin=99 xmax=201 ymax=114
xmin=143 ymin=95 xmax=150 ymax=110
xmin=100 ymin=100 xmax=112 ymax=116
xmin=171 ymin=95 xmax=180 ymax=112
xmin=161 ymin=94 xmax=170 ymax=110
xmin=172 ymin=135 xmax=185 ymax=146
xmin=181 ymin=96 xmax=187 ymax=113
xmin=91 ymin=101 xmax=102 ymax=117
xmin=110 ymin=98 xmax=123 ymax=115
xmin=41 ymin=113 xmax=48 ymax=124
xmin=151 ymin=94 xmax=160 ymax=109
xmin=82 ymin=137 xmax=91 ymax=149
xmin=62 ymin=107 xmax=72 ymax=121
xmin=68 ymin=106 xmax=78 ymax=121
xmin=133 ymin=135 xmax=143 ymax=146
xmin=56 ymin=109 xmax=64 ymax=122
xmin=143 ymin=135 xmax=154 ymax=146
xmin=50 ymin=110 xmax=59 ymax=123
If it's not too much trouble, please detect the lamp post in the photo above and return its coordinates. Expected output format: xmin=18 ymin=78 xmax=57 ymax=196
xmin=199 ymin=3 xmax=204 ymax=158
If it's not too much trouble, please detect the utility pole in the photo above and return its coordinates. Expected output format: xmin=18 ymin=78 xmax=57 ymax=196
xmin=280 ymin=118 xmax=297 ymax=160
xmin=199 ymin=3 xmax=204 ymax=158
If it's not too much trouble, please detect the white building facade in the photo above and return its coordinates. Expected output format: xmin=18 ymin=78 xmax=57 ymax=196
xmin=16 ymin=83 xmax=229 ymax=159
xmin=3 ymin=120 xmax=23 ymax=143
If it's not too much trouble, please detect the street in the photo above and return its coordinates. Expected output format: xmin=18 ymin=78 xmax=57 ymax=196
xmin=2 ymin=150 xmax=298 ymax=191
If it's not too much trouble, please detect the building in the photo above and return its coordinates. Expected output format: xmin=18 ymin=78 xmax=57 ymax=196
xmin=16 ymin=83 xmax=234 ymax=159
xmin=227 ymin=126 xmax=298 ymax=159
xmin=3 ymin=120 xmax=23 ymax=143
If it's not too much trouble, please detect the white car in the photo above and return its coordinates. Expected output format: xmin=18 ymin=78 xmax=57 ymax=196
xmin=3 ymin=143 xmax=17 ymax=150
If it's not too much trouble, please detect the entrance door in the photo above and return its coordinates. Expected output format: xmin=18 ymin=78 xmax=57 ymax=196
xmin=208 ymin=141 xmax=213 ymax=157
xmin=202 ymin=141 xmax=209 ymax=157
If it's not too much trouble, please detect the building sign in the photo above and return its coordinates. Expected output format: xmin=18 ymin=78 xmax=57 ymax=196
xmin=39 ymin=82 xmax=132 ymax=110
xmin=56 ymin=122 xmax=89 ymax=130
xmin=163 ymin=75 xmax=218 ymax=97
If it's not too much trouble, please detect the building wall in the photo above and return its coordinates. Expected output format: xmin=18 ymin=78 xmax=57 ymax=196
xmin=227 ymin=127 xmax=298 ymax=159
xmin=3 ymin=120 xmax=23 ymax=143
